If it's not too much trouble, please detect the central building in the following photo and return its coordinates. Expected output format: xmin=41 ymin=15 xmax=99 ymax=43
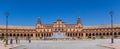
xmin=36 ymin=17 xmax=83 ymax=40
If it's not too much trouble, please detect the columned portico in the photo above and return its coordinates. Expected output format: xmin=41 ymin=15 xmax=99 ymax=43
xmin=83 ymin=33 xmax=86 ymax=39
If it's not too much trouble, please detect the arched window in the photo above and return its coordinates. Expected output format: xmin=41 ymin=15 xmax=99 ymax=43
xmin=17 ymin=34 xmax=19 ymax=36
xmin=110 ymin=32 xmax=112 ymax=35
xmin=99 ymin=33 xmax=102 ymax=36
xmin=96 ymin=33 xmax=98 ymax=36
xmin=13 ymin=34 xmax=16 ymax=36
xmin=118 ymin=32 xmax=120 ymax=35
xmin=86 ymin=33 xmax=88 ymax=36
xmin=81 ymin=33 xmax=83 ymax=36
xmin=79 ymin=33 xmax=80 ymax=36
xmin=27 ymin=34 xmax=29 ymax=37
xmin=10 ymin=33 xmax=12 ymax=36
xmin=21 ymin=34 xmax=23 ymax=36
xmin=114 ymin=32 xmax=117 ymax=35
xmin=31 ymin=34 xmax=33 ymax=37
xmin=67 ymin=33 xmax=69 ymax=36
xmin=89 ymin=33 xmax=91 ymax=36
xmin=2 ymin=33 xmax=4 ymax=36
xmin=36 ymin=34 xmax=37 ymax=37
xmin=106 ymin=33 xmax=109 ymax=36
xmin=75 ymin=33 xmax=77 ymax=36
xmin=44 ymin=33 xmax=46 ymax=37
xmin=41 ymin=33 xmax=43 ymax=37
xmin=24 ymin=34 xmax=26 ymax=36
xmin=103 ymin=33 xmax=105 ymax=36
xmin=92 ymin=33 xmax=95 ymax=36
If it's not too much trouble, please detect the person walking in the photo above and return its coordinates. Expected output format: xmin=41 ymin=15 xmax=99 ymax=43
xmin=28 ymin=37 xmax=31 ymax=43
xmin=3 ymin=39 xmax=6 ymax=47
xmin=10 ymin=38 xmax=13 ymax=44
xmin=29 ymin=39 xmax=31 ymax=43
xmin=15 ymin=37 xmax=18 ymax=44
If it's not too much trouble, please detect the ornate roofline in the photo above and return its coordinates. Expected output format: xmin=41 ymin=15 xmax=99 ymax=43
xmin=0 ymin=24 xmax=120 ymax=29
xmin=83 ymin=24 xmax=120 ymax=29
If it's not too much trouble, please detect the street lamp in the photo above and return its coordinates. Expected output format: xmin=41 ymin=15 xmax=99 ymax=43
xmin=5 ymin=12 xmax=9 ymax=45
xmin=109 ymin=11 xmax=114 ymax=43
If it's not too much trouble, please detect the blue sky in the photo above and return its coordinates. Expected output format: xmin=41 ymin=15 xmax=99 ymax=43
xmin=0 ymin=0 xmax=120 ymax=26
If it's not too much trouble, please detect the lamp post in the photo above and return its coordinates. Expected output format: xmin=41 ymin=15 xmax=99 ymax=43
xmin=5 ymin=12 xmax=9 ymax=45
xmin=109 ymin=11 xmax=114 ymax=43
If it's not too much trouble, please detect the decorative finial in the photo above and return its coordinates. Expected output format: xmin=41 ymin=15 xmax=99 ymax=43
xmin=57 ymin=16 xmax=62 ymax=21
xmin=109 ymin=11 xmax=114 ymax=16
xmin=5 ymin=12 xmax=9 ymax=16
xmin=38 ymin=16 xmax=40 ymax=18
xmin=78 ymin=16 xmax=80 ymax=18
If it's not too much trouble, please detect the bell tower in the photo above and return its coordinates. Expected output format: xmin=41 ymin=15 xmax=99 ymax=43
xmin=77 ymin=16 xmax=83 ymax=28
xmin=37 ymin=17 xmax=41 ymax=24
xmin=36 ymin=17 xmax=41 ymax=32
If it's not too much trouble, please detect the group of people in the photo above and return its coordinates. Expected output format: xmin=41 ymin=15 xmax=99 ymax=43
xmin=2 ymin=38 xmax=14 ymax=47
xmin=2 ymin=37 xmax=31 ymax=47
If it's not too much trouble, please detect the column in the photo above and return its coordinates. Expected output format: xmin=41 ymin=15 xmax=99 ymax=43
xmin=72 ymin=33 xmax=73 ymax=37
xmin=33 ymin=33 xmax=36 ymax=40
xmin=40 ymin=33 xmax=41 ymax=37
xmin=83 ymin=33 xmax=86 ymax=39
xmin=77 ymin=33 xmax=79 ymax=37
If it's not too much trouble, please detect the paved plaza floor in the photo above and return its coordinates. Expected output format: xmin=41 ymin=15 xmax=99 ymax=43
xmin=0 ymin=39 xmax=120 ymax=49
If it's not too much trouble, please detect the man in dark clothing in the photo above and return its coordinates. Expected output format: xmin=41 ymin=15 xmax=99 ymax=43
xmin=15 ymin=37 xmax=18 ymax=44
xmin=28 ymin=37 xmax=31 ymax=43
xmin=29 ymin=39 xmax=31 ymax=43
xmin=10 ymin=38 xmax=13 ymax=44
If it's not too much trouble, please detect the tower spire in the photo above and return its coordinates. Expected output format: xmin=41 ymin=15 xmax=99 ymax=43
xmin=77 ymin=16 xmax=83 ymax=28
xmin=77 ymin=16 xmax=81 ymax=24
xmin=57 ymin=16 xmax=62 ymax=21
xmin=37 ymin=17 xmax=41 ymax=24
